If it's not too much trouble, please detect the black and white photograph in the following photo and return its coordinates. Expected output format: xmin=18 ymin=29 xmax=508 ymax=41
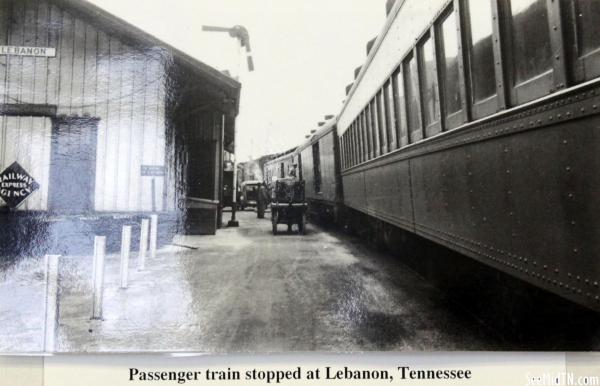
xmin=0 ymin=0 xmax=599 ymax=355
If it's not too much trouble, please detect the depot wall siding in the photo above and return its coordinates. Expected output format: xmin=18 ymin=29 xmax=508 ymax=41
xmin=0 ymin=0 xmax=172 ymax=212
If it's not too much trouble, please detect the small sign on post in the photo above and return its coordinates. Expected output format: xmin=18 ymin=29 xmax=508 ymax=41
xmin=0 ymin=161 xmax=40 ymax=209
xmin=141 ymin=165 xmax=165 ymax=176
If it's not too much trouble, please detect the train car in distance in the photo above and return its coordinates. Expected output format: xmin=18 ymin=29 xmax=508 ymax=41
xmin=296 ymin=118 xmax=343 ymax=223
xmin=263 ymin=147 xmax=298 ymax=185
xmin=336 ymin=0 xmax=600 ymax=312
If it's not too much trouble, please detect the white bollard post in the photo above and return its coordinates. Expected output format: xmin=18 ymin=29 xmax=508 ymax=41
xmin=138 ymin=219 xmax=149 ymax=270
xmin=149 ymin=214 xmax=158 ymax=259
xmin=92 ymin=236 xmax=106 ymax=320
xmin=43 ymin=254 xmax=60 ymax=352
xmin=120 ymin=225 xmax=132 ymax=289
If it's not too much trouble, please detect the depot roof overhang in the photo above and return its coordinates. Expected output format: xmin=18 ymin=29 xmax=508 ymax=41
xmin=56 ymin=0 xmax=241 ymax=116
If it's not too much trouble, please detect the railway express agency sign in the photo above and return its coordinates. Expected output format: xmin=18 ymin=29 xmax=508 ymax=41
xmin=0 ymin=162 xmax=40 ymax=209
xmin=0 ymin=45 xmax=56 ymax=57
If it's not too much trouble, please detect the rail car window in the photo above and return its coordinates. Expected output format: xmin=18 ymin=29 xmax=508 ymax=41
xmin=357 ymin=117 xmax=365 ymax=163
xmin=348 ymin=129 xmax=352 ymax=166
xmin=465 ymin=0 xmax=497 ymax=105
xmin=355 ymin=121 xmax=360 ymax=164
xmin=345 ymin=132 xmax=350 ymax=168
xmin=340 ymin=135 xmax=344 ymax=169
xmin=376 ymin=90 xmax=388 ymax=154
xmin=365 ymin=105 xmax=373 ymax=159
xmin=347 ymin=125 xmax=353 ymax=167
xmin=340 ymin=136 xmax=344 ymax=169
xmin=392 ymin=67 xmax=408 ymax=147
xmin=345 ymin=129 xmax=350 ymax=167
xmin=502 ymin=0 xmax=564 ymax=105
xmin=361 ymin=111 xmax=370 ymax=160
xmin=356 ymin=122 xmax=360 ymax=164
xmin=384 ymin=80 xmax=397 ymax=150
xmin=568 ymin=0 xmax=600 ymax=81
xmin=351 ymin=122 xmax=358 ymax=166
xmin=439 ymin=8 xmax=461 ymax=117
xmin=349 ymin=125 xmax=354 ymax=167
xmin=574 ymin=0 xmax=600 ymax=56
xmin=354 ymin=122 xmax=360 ymax=165
xmin=345 ymin=132 xmax=350 ymax=167
xmin=357 ymin=114 xmax=364 ymax=163
xmin=509 ymin=0 xmax=553 ymax=85
xmin=404 ymin=52 xmax=423 ymax=143
xmin=418 ymin=33 xmax=441 ymax=136
xmin=370 ymin=98 xmax=381 ymax=156
xmin=312 ymin=142 xmax=321 ymax=192
xmin=354 ymin=117 xmax=363 ymax=163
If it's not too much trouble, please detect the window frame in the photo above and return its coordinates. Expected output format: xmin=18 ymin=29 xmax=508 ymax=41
xmin=352 ymin=122 xmax=359 ymax=166
xmin=370 ymin=98 xmax=381 ymax=157
xmin=384 ymin=79 xmax=398 ymax=151
xmin=365 ymin=104 xmax=373 ymax=159
xmin=376 ymin=89 xmax=388 ymax=154
xmin=436 ymin=2 xmax=469 ymax=130
xmin=348 ymin=124 xmax=354 ymax=167
xmin=360 ymin=111 xmax=368 ymax=162
xmin=499 ymin=0 xmax=567 ymax=105
xmin=343 ymin=133 xmax=348 ymax=170
xmin=340 ymin=135 xmax=345 ymax=170
xmin=357 ymin=116 xmax=365 ymax=164
xmin=403 ymin=49 xmax=424 ymax=144
xmin=417 ymin=29 xmax=443 ymax=138
xmin=461 ymin=0 xmax=506 ymax=119
xmin=341 ymin=133 xmax=346 ymax=169
xmin=392 ymin=66 xmax=409 ymax=147
xmin=349 ymin=124 xmax=355 ymax=167
xmin=312 ymin=141 xmax=321 ymax=193
xmin=564 ymin=0 xmax=600 ymax=83
xmin=354 ymin=122 xmax=359 ymax=165
xmin=344 ymin=132 xmax=349 ymax=168
xmin=297 ymin=153 xmax=303 ymax=180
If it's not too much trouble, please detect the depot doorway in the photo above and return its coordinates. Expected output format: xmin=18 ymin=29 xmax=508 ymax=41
xmin=48 ymin=116 xmax=99 ymax=213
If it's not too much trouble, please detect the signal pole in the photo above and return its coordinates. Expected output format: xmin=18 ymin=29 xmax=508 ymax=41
xmin=202 ymin=25 xmax=254 ymax=227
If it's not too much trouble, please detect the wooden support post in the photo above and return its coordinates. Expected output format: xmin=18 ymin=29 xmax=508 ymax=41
xmin=149 ymin=214 xmax=158 ymax=259
xmin=120 ymin=225 xmax=132 ymax=289
xmin=138 ymin=219 xmax=149 ymax=270
xmin=43 ymin=255 xmax=60 ymax=352
xmin=91 ymin=236 xmax=106 ymax=320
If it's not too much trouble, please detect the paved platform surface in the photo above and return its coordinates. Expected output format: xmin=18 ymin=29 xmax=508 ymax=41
xmin=0 ymin=210 xmax=507 ymax=353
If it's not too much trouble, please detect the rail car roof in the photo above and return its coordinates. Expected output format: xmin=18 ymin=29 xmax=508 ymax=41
xmin=265 ymin=147 xmax=298 ymax=164
xmin=338 ymin=0 xmax=406 ymax=127
xmin=296 ymin=118 xmax=337 ymax=152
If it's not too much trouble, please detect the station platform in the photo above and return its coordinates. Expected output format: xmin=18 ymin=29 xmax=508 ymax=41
xmin=0 ymin=210 xmax=506 ymax=353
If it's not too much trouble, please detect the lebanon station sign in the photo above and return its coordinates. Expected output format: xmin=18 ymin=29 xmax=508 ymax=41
xmin=0 ymin=162 xmax=40 ymax=209
xmin=0 ymin=45 xmax=56 ymax=57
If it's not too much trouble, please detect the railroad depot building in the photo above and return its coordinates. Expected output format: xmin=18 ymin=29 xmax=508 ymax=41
xmin=0 ymin=0 xmax=240 ymax=255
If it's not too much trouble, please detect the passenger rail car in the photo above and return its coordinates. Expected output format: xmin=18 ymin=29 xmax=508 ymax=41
xmin=336 ymin=0 xmax=600 ymax=312
xmin=296 ymin=120 xmax=343 ymax=223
